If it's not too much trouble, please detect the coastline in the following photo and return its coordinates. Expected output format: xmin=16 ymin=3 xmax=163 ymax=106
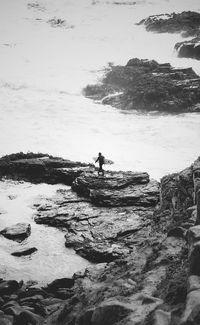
xmin=0 ymin=152 xmax=199 ymax=324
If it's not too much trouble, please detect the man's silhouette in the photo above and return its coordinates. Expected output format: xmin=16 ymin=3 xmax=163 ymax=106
xmin=95 ymin=152 xmax=105 ymax=176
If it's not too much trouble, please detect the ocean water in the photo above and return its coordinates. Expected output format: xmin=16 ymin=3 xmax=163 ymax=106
xmin=0 ymin=0 xmax=200 ymax=179
xmin=0 ymin=0 xmax=200 ymax=282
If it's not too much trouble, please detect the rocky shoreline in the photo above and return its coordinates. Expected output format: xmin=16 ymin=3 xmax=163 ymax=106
xmin=0 ymin=152 xmax=199 ymax=324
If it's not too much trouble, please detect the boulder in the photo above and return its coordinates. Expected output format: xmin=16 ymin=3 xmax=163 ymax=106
xmin=175 ymin=37 xmax=200 ymax=60
xmin=90 ymin=300 xmax=133 ymax=325
xmin=137 ymin=11 xmax=200 ymax=37
xmin=11 ymin=247 xmax=37 ymax=257
xmin=0 ymin=281 xmax=20 ymax=295
xmin=14 ymin=310 xmax=43 ymax=325
xmin=45 ymin=278 xmax=74 ymax=293
xmin=0 ymin=223 xmax=31 ymax=242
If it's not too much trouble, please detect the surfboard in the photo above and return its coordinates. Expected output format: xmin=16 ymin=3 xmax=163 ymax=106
xmin=93 ymin=157 xmax=114 ymax=165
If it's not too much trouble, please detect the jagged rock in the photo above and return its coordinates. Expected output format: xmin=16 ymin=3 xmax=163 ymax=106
xmin=0 ymin=281 xmax=20 ymax=295
xmin=197 ymin=190 xmax=200 ymax=225
xmin=167 ymin=227 xmax=186 ymax=238
xmin=152 ymin=309 xmax=171 ymax=325
xmin=187 ymin=276 xmax=200 ymax=293
xmin=0 ymin=153 xmax=92 ymax=184
xmin=76 ymin=242 xmax=129 ymax=263
xmin=90 ymin=300 xmax=133 ymax=325
xmin=72 ymin=171 xmax=159 ymax=207
xmin=14 ymin=310 xmax=43 ymax=325
xmin=181 ymin=290 xmax=200 ymax=324
xmin=190 ymin=243 xmax=200 ymax=276
xmin=45 ymin=278 xmax=74 ymax=292
xmin=72 ymin=171 xmax=150 ymax=196
xmin=187 ymin=226 xmax=200 ymax=248
xmin=0 ymin=314 xmax=13 ymax=325
xmin=84 ymin=58 xmax=200 ymax=113
xmin=0 ymin=223 xmax=31 ymax=242
xmin=175 ymin=37 xmax=200 ymax=60
xmin=11 ymin=247 xmax=37 ymax=257
xmin=137 ymin=11 xmax=200 ymax=37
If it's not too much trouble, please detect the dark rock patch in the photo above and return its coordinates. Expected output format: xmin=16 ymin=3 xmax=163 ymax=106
xmin=137 ymin=11 xmax=200 ymax=37
xmin=0 ymin=152 xmax=93 ymax=184
xmin=11 ymin=247 xmax=38 ymax=257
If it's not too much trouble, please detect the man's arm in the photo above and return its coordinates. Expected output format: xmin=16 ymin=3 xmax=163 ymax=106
xmin=95 ymin=157 xmax=99 ymax=163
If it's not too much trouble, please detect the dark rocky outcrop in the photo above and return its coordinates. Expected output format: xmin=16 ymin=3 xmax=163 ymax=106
xmin=137 ymin=11 xmax=200 ymax=37
xmin=137 ymin=11 xmax=200 ymax=61
xmin=0 ymin=223 xmax=31 ymax=242
xmin=84 ymin=58 xmax=200 ymax=112
xmin=0 ymin=152 xmax=93 ymax=185
xmin=11 ymin=247 xmax=37 ymax=257
xmin=175 ymin=37 xmax=200 ymax=60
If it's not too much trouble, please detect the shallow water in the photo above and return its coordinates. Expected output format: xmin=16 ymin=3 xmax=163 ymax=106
xmin=0 ymin=180 xmax=90 ymax=284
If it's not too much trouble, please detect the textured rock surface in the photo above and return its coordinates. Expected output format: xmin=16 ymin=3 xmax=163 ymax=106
xmin=137 ymin=11 xmax=200 ymax=37
xmin=84 ymin=58 xmax=200 ymax=113
xmin=0 ymin=152 xmax=93 ymax=184
xmin=0 ymin=223 xmax=31 ymax=242
xmin=175 ymin=37 xmax=200 ymax=60
xmin=1 ymin=153 xmax=200 ymax=324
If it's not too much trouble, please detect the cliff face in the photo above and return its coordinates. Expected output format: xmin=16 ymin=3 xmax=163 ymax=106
xmin=83 ymin=59 xmax=200 ymax=113
xmin=0 ymin=153 xmax=200 ymax=325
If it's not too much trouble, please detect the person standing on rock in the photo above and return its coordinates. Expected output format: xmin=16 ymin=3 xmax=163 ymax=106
xmin=95 ymin=152 xmax=105 ymax=176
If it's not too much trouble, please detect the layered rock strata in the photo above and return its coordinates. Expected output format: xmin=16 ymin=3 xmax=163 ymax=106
xmin=84 ymin=58 xmax=200 ymax=112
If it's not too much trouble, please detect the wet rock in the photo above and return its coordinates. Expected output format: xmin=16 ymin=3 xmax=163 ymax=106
xmin=167 ymin=226 xmax=186 ymax=238
xmin=187 ymin=226 xmax=200 ymax=249
xmin=90 ymin=300 xmax=133 ymax=325
xmin=189 ymin=243 xmax=200 ymax=276
xmin=181 ymin=290 xmax=200 ymax=324
xmin=14 ymin=310 xmax=44 ymax=325
xmin=0 ymin=223 xmax=31 ymax=242
xmin=72 ymin=171 xmax=159 ymax=207
xmin=72 ymin=171 xmax=149 ymax=195
xmin=0 ymin=314 xmax=13 ymax=325
xmin=0 ymin=281 xmax=20 ymax=296
xmin=0 ymin=153 xmax=92 ymax=184
xmin=11 ymin=247 xmax=37 ymax=257
xmin=175 ymin=37 xmax=200 ymax=60
xmin=187 ymin=276 xmax=200 ymax=293
xmin=152 ymin=309 xmax=171 ymax=325
xmin=137 ymin=11 xmax=200 ymax=37
xmin=76 ymin=242 xmax=129 ymax=263
xmin=84 ymin=58 xmax=200 ymax=113
xmin=45 ymin=278 xmax=74 ymax=292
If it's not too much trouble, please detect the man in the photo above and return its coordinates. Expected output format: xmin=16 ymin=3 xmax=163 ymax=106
xmin=95 ymin=152 xmax=105 ymax=176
